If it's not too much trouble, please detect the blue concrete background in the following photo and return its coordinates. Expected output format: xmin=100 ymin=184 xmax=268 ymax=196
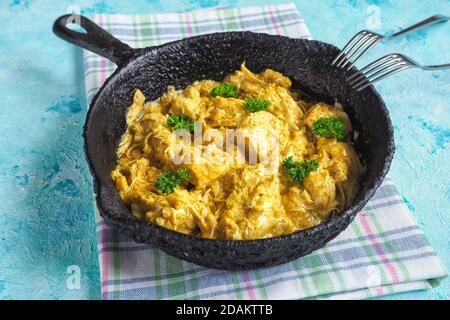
xmin=0 ymin=0 xmax=448 ymax=300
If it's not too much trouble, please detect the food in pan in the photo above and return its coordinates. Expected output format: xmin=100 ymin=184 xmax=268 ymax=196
xmin=111 ymin=63 xmax=363 ymax=240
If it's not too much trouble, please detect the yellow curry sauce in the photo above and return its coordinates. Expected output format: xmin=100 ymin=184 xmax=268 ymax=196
xmin=111 ymin=64 xmax=363 ymax=240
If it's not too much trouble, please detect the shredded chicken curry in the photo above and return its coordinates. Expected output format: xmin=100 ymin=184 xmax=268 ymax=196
xmin=111 ymin=63 xmax=363 ymax=240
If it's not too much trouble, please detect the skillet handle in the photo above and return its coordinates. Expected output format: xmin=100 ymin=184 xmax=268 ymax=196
xmin=53 ymin=14 xmax=136 ymax=66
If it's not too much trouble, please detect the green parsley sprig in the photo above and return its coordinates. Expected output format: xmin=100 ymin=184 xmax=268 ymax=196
xmin=282 ymin=156 xmax=318 ymax=183
xmin=312 ymin=116 xmax=345 ymax=139
xmin=244 ymin=98 xmax=269 ymax=113
xmin=210 ymin=83 xmax=239 ymax=98
xmin=167 ymin=114 xmax=195 ymax=134
xmin=154 ymin=169 xmax=191 ymax=194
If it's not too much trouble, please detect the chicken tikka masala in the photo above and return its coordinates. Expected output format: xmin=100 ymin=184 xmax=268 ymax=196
xmin=111 ymin=63 xmax=363 ymax=240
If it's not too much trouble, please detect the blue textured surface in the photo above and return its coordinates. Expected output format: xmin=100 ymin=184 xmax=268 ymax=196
xmin=0 ymin=0 xmax=448 ymax=300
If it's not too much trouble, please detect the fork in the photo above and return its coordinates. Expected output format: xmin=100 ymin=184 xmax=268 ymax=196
xmin=331 ymin=14 xmax=449 ymax=70
xmin=347 ymin=53 xmax=450 ymax=91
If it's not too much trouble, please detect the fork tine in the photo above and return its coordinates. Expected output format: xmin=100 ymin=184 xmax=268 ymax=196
xmin=348 ymin=57 xmax=401 ymax=84
xmin=358 ymin=54 xmax=400 ymax=72
xmin=335 ymin=33 xmax=372 ymax=68
xmin=353 ymin=64 xmax=409 ymax=89
xmin=345 ymin=36 xmax=381 ymax=71
xmin=339 ymin=34 xmax=378 ymax=69
xmin=348 ymin=59 xmax=404 ymax=85
xmin=357 ymin=54 xmax=400 ymax=73
xmin=351 ymin=62 xmax=408 ymax=88
xmin=355 ymin=66 xmax=412 ymax=91
xmin=334 ymin=30 xmax=367 ymax=66
xmin=331 ymin=31 xmax=366 ymax=66
xmin=347 ymin=54 xmax=400 ymax=80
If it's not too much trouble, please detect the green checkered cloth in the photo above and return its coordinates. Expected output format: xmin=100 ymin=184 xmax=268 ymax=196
xmin=83 ymin=3 xmax=447 ymax=300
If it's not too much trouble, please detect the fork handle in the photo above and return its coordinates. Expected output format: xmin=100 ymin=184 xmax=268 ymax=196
xmin=389 ymin=14 xmax=449 ymax=38
xmin=423 ymin=63 xmax=450 ymax=71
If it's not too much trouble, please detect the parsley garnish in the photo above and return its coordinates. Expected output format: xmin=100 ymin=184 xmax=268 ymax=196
xmin=282 ymin=156 xmax=318 ymax=183
xmin=167 ymin=114 xmax=195 ymax=133
xmin=210 ymin=83 xmax=239 ymax=98
xmin=154 ymin=169 xmax=191 ymax=194
xmin=312 ymin=116 xmax=345 ymax=139
xmin=174 ymin=168 xmax=190 ymax=181
xmin=244 ymin=98 xmax=269 ymax=113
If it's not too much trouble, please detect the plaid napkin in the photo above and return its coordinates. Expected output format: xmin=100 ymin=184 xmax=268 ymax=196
xmin=83 ymin=3 xmax=447 ymax=300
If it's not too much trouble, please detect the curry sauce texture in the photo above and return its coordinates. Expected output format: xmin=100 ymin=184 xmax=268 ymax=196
xmin=111 ymin=64 xmax=363 ymax=240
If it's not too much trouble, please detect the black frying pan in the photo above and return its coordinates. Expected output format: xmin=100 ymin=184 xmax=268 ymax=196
xmin=53 ymin=14 xmax=394 ymax=270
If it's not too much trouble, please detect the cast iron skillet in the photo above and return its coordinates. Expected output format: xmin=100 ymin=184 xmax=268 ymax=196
xmin=53 ymin=14 xmax=395 ymax=270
